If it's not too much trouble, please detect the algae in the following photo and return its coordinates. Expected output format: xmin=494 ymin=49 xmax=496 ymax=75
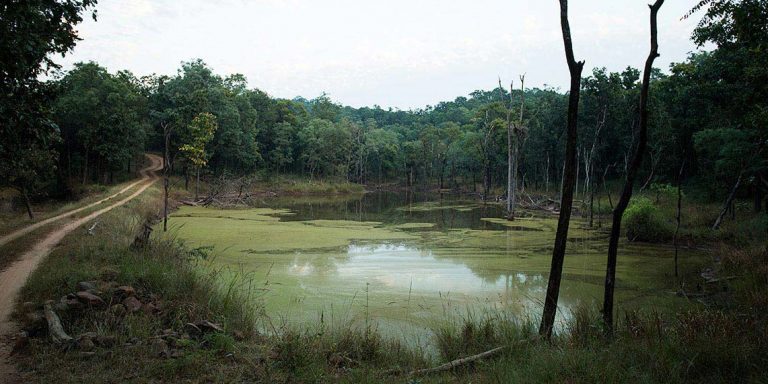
xmin=163 ymin=192 xmax=708 ymax=342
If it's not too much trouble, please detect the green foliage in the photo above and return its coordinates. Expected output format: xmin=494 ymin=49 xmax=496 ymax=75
xmin=54 ymin=62 xmax=149 ymax=181
xmin=622 ymin=196 xmax=673 ymax=242
xmin=179 ymin=112 xmax=217 ymax=168
xmin=0 ymin=0 xmax=97 ymax=200
xmin=649 ymin=183 xmax=683 ymax=203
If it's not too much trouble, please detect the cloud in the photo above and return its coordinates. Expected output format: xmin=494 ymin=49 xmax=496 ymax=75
xmin=53 ymin=0 xmax=701 ymax=109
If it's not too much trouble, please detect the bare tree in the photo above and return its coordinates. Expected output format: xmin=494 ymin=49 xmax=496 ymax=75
xmin=602 ymin=0 xmax=665 ymax=334
xmin=501 ymin=75 xmax=527 ymax=219
xmin=586 ymin=106 xmax=607 ymax=227
xmin=712 ymin=170 xmax=743 ymax=230
xmin=539 ymin=0 xmax=584 ymax=339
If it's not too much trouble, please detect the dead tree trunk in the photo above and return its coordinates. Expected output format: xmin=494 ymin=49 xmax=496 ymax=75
xmin=586 ymin=106 xmax=606 ymax=225
xmin=22 ymin=189 xmax=34 ymax=219
xmin=502 ymin=78 xmax=514 ymax=214
xmin=539 ymin=0 xmax=584 ymax=339
xmin=195 ymin=166 xmax=200 ymax=201
xmin=603 ymin=0 xmax=664 ymax=335
xmin=713 ymin=170 xmax=743 ymax=230
xmin=44 ymin=302 xmax=73 ymax=344
xmin=511 ymin=76 xmax=526 ymax=219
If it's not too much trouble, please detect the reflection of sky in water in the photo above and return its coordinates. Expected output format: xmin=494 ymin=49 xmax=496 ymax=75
xmin=338 ymin=244 xmax=503 ymax=294
xmin=283 ymin=242 xmax=570 ymax=323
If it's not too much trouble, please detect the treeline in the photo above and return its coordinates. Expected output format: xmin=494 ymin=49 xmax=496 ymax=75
xmin=47 ymin=52 xmax=767 ymax=205
xmin=1 ymin=1 xmax=766 ymax=217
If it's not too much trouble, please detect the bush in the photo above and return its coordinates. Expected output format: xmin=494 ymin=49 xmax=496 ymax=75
xmin=622 ymin=196 xmax=673 ymax=242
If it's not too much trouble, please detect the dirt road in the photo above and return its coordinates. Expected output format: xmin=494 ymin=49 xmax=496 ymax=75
xmin=0 ymin=155 xmax=162 ymax=247
xmin=0 ymin=153 xmax=162 ymax=382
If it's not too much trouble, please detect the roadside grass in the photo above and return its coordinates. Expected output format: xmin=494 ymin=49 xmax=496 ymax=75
xmin=0 ymin=222 xmax=60 ymax=272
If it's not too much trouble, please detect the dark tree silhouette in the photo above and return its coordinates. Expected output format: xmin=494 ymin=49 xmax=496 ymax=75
xmin=539 ymin=0 xmax=584 ymax=339
xmin=602 ymin=0 xmax=665 ymax=334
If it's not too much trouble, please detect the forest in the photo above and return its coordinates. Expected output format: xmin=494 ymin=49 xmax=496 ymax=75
xmin=4 ymin=27 xmax=767 ymax=217
xmin=1 ymin=0 xmax=767 ymax=383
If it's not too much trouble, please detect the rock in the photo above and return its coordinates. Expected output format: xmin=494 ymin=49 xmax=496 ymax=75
xmin=122 ymin=296 xmax=142 ymax=313
xmin=23 ymin=311 xmax=46 ymax=332
xmin=95 ymin=335 xmax=117 ymax=348
xmin=77 ymin=281 xmax=98 ymax=292
xmin=141 ymin=302 xmax=157 ymax=315
xmin=60 ymin=294 xmax=83 ymax=310
xmin=114 ymin=285 xmax=136 ymax=298
xmin=10 ymin=331 xmax=29 ymax=356
xmin=78 ymin=336 xmax=95 ymax=352
xmin=109 ymin=304 xmax=127 ymax=316
xmin=76 ymin=291 xmax=106 ymax=307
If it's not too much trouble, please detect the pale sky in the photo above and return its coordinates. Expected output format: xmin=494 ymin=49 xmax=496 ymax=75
xmin=53 ymin=0 xmax=704 ymax=109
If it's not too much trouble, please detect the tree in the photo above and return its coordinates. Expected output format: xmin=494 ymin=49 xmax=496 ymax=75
xmin=54 ymin=62 xmax=148 ymax=185
xmin=603 ymin=0 xmax=665 ymax=335
xmin=179 ymin=112 xmax=217 ymax=200
xmin=502 ymin=76 xmax=527 ymax=219
xmin=0 ymin=0 xmax=97 ymax=218
xmin=539 ymin=0 xmax=585 ymax=339
xmin=687 ymin=0 xmax=768 ymax=217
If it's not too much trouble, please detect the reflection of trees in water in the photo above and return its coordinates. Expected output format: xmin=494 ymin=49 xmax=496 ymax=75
xmin=257 ymin=191 xmax=507 ymax=230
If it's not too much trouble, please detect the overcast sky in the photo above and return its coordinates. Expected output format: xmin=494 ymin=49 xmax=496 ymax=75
xmin=53 ymin=0 xmax=705 ymax=109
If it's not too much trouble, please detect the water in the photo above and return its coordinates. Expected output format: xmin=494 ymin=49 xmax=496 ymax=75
xmin=166 ymin=191 xmax=705 ymax=345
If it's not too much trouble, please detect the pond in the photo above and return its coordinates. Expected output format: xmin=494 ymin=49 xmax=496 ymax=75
xmin=165 ymin=191 xmax=705 ymax=347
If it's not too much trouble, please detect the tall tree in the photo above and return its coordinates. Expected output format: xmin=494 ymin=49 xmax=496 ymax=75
xmin=179 ymin=112 xmax=217 ymax=200
xmin=602 ymin=0 xmax=665 ymax=334
xmin=0 ymin=0 xmax=97 ymax=217
xmin=539 ymin=0 xmax=585 ymax=339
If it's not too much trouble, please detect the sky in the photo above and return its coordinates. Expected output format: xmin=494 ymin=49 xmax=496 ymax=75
xmin=53 ymin=0 xmax=706 ymax=110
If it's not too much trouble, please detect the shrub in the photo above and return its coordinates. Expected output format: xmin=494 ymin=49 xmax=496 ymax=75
xmin=622 ymin=196 xmax=673 ymax=242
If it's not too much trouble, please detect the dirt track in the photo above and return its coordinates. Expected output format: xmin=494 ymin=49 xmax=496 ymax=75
xmin=0 ymin=154 xmax=162 ymax=382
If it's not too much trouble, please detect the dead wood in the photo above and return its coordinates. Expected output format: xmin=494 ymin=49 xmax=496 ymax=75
xmin=44 ymin=302 xmax=72 ymax=345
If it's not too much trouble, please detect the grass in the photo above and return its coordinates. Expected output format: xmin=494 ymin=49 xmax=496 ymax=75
xmin=10 ymin=179 xmax=768 ymax=383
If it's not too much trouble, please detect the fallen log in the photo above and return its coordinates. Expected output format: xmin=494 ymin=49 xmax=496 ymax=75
xmin=703 ymin=276 xmax=737 ymax=284
xmin=44 ymin=302 xmax=73 ymax=344
xmin=409 ymin=346 xmax=507 ymax=376
xmin=405 ymin=337 xmax=537 ymax=377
